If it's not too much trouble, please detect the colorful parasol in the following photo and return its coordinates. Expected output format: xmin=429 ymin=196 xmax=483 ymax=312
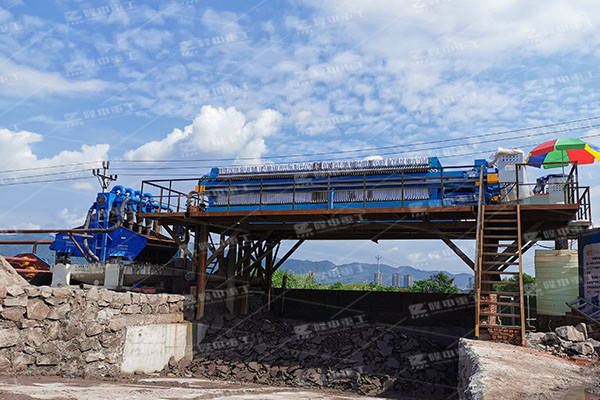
xmin=526 ymin=138 xmax=600 ymax=169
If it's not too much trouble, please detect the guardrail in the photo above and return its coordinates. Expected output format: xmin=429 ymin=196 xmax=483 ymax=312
xmin=139 ymin=162 xmax=591 ymax=222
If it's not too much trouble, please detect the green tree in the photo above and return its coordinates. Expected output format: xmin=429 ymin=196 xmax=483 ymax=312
xmin=271 ymin=270 xmax=319 ymax=289
xmin=492 ymin=273 xmax=535 ymax=294
xmin=409 ymin=272 xmax=460 ymax=294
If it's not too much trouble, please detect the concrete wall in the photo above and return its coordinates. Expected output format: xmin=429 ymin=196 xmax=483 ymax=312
xmin=535 ymin=249 xmax=579 ymax=316
xmin=0 ymin=285 xmax=191 ymax=376
xmin=274 ymin=289 xmax=475 ymax=332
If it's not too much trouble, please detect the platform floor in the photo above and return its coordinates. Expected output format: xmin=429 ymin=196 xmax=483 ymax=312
xmin=141 ymin=204 xmax=584 ymax=240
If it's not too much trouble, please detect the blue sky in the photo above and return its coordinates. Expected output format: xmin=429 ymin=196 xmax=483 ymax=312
xmin=1 ymin=0 xmax=600 ymax=276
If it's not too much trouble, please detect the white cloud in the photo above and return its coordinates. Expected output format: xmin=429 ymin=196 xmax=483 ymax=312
xmin=72 ymin=181 xmax=95 ymax=191
xmin=57 ymin=208 xmax=85 ymax=227
xmin=0 ymin=58 xmax=107 ymax=97
xmin=124 ymin=105 xmax=282 ymax=162
xmin=0 ymin=128 xmax=109 ymax=175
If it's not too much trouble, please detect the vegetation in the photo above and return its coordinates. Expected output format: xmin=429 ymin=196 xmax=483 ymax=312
xmin=408 ymin=272 xmax=460 ymax=294
xmin=271 ymin=270 xmax=400 ymax=291
xmin=271 ymin=270 xmax=320 ymax=289
xmin=492 ymin=273 xmax=535 ymax=294
xmin=324 ymin=282 xmax=399 ymax=291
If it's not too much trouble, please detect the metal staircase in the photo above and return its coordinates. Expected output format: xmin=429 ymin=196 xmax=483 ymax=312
xmin=475 ymin=201 xmax=527 ymax=345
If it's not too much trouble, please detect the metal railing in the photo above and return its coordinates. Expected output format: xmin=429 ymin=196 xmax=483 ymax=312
xmin=139 ymin=162 xmax=591 ymax=221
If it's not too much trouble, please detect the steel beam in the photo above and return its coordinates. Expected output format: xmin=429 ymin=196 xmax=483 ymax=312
xmin=196 ymin=225 xmax=209 ymax=319
xmin=439 ymin=234 xmax=475 ymax=270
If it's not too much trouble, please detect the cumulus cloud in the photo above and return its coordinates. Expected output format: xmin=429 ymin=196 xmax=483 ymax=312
xmin=124 ymin=105 xmax=282 ymax=162
xmin=0 ymin=128 xmax=109 ymax=176
xmin=58 ymin=208 xmax=86 ymax=227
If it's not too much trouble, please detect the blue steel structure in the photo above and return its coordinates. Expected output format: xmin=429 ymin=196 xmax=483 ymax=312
xmin=50 ymin=185 xmax=177 ymax=264
xmin=199 ymin=157 xmax=501 ymax=212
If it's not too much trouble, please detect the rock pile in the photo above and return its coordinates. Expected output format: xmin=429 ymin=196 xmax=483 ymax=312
xmin=0 ymin=285 xmax=184 ymax=377
xmin=527 ymin=323 xmax=600 ymax=358
xmin=166 ymin=312 xmax=459 ymax=398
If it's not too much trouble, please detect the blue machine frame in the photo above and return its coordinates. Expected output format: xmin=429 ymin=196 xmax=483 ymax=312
xmin=50 ymin=186 xmax=175 ymax=263
xmin=199 ymin=157 xmax=501 ymax=212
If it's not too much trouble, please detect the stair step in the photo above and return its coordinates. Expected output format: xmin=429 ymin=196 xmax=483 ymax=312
xmin=481 ymin=280 xmax=520 ymax=285
xmin=484 ymin=227 xmax=518 ymax=231
xmin=485 ymin=210 xmax=517 ymax=215
xmin=481 ymin=290 xmax=521 ymax=296
xmin=479 ymin=324 xmax=523 ymax=330
xmin=482 ymin=252 xmax=519 ymax=256
xmin=484 ymin=219 xmax=518 ymax=223
xmin=481 ymin=271 xmax=520 ymax=275
xmin=482 ymin=261 xmax=520 ymax=266
xmin=483 ymin=243 xmax=518 ymax=248
xmin=480 ymin=312 xmax=522 ymax=318
xmin=480 ymin=300 xmax=521 ymax=307
xmin=484 ymin=235 xmax=518 ymax=239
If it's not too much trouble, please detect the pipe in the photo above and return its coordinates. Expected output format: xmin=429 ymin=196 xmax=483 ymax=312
xmin=4 ymin=257 xmax=36 ymax=262
xmin=82 ymin=206 xmax=100 ymax=262
xmin=186 ymin=190 xmax=199 ymax=211
xmin=0 ymin=240 xmax=53 ymax=245
xmin=81 ymin=198 xmax=130 ymax=263
xmin=69 ymin=232 xmax=92 ymax=263
xmin=111 ymin=185 xmax=126 ymax=194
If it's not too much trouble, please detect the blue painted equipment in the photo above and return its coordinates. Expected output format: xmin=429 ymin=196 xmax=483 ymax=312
xmin=198 ymin=157 xmax=502 ymax=211
xmin=50 ymin=186 xmax=178 ymax=264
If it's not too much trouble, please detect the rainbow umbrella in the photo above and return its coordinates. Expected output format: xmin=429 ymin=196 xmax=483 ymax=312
xmin=526 ymin=138 xmax=600 ymax=169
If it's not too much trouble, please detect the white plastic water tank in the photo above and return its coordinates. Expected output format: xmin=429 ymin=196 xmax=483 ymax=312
xmin=535 ymin=249 xmax=579 ymax=316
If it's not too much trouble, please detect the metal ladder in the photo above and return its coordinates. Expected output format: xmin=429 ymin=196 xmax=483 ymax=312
xmin=475 ymin=203 xmax=527 ymax=345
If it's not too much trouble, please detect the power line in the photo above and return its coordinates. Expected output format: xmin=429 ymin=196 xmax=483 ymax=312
xmin=110 ymin=115 xmax=600 ymax=164
xmin=0 ymin=161 xmax=102 ymax=174
xmin=2 ymin=115 xmax=600 ymax=178
xmin=0 ymin=169 xmax=90 ymax=181
xmin=106 ymin=123 xmax=600 ymax=171
xmin=0 ymin=176 xmax=94 ymax=187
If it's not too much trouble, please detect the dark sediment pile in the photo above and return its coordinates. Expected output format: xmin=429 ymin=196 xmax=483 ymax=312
xmin=166 ymin=311 xmax=459 ymax=399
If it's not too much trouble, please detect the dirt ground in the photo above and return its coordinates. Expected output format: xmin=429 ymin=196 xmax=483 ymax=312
xmin=462 ymin=339 xmax=600 ymax=400
xmin=0 ymin=375 xmax=388 ymax=400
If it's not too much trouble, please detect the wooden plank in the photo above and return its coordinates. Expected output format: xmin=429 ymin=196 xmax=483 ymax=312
xmin=480 ymin=312 xmax=521 ymax=318
xmin=517 ymin=204 xmax=526 ymax=346
xmin=480 ymin=301 xmax=521 ymax=307
xmin=481 ymin=290 xmax=522 ymax=296
xmin=474 ymin=167 xmax=485 ymax=340
xmin=481 ymin=271 xmax=519 ymax=275
xmin=479 ymin=324 xmax=522 ymax=330
xmin=481 ymin=280 xmax=519 ymax=285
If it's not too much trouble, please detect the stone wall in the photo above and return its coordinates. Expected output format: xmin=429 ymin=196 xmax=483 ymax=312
xmin=0 ymin=285 xmax=185 ymax=376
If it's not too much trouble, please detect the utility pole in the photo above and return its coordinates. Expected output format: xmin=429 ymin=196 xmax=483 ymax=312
xmin=374 ymin=255 xmax=382 ymax=285
xmin=93 ymin=161 xmax=117 ymax=192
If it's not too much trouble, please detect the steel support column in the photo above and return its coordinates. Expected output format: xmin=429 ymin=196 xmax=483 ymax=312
xmin=196 ymin=224 xmax=209 ymax=319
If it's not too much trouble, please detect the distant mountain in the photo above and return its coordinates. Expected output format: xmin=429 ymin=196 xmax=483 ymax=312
xmin=0 ymin=233 xmax=55 ymax=263
xmin=279 ymin=258 xmax=473 ymax=289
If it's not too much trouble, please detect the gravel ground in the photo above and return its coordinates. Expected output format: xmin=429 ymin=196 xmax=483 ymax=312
xmin=0 ymin=375 xmax=382 ymax=400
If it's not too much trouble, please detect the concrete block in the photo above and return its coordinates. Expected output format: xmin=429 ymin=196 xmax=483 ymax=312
xmin=51 ymin=264 xmax=71 ymax=288
xmin=192 ymin=322 xmax=209 ymax=355
xmin=121 ymin=322 xmax=192 ymax=373
xmin=104 ymin=264 xmax=122 ymax=290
